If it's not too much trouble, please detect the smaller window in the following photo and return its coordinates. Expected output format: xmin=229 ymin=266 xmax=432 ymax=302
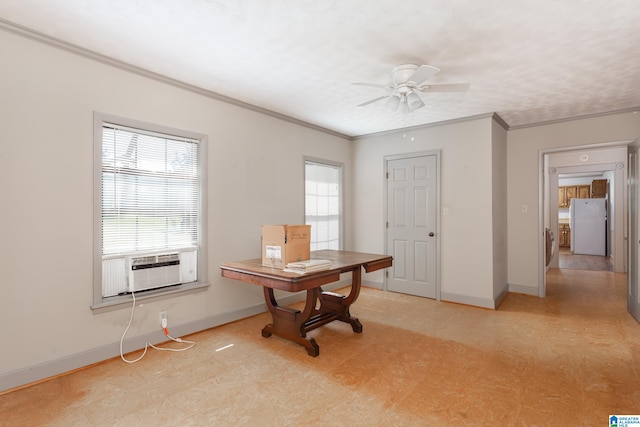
xmin=305 ymin=159 xmax=343 ymax=250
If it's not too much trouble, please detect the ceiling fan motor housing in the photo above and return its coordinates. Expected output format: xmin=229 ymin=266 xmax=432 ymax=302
xmin=391 ymin=64 xmax=421 ymax=85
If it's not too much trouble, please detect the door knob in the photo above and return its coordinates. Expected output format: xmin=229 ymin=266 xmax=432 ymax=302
xmin=429 ymin=232 xmax=435 ymax=237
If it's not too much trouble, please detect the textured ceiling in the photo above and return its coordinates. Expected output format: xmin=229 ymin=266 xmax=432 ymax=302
xmin=1 ymin=0 xmax=639 ymax=137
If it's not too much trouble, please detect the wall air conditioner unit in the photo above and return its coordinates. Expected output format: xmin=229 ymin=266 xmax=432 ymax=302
xmin=128 ymin=253 xmax=181 ymax=292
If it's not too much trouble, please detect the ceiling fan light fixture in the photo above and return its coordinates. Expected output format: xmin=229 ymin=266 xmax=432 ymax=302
xmin=353 ymin=63 xmax=468 ymax=113
xmin=386 ymin=93 xmax=401 ymax=111
xmin=406 ymin=91 xmax=425 ymax=110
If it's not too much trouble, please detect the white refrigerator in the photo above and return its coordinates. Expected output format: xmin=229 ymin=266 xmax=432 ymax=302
xmin=570 ymin=198 xmax=607 ymax=256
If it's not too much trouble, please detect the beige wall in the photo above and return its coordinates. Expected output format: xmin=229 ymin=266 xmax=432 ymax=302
xmin=352 ymin=116 xmax=502 ymax=307
xmin=0 ymin=28 xmax=352 ymax=386
xmin=507 ymin=112 xmax=640 ymax=293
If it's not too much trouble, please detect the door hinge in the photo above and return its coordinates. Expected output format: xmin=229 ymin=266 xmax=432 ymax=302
xmin=386 ymin=221 xmax=388 ymax=228
xmin=386 ymin=172 xmax=389 ymax=179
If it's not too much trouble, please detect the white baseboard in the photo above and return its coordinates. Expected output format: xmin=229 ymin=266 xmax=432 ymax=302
xmin=508 ymin=284 xmax=539 ymax=296
xmin=1 ymin=280 xmax=351 ymax=393
xmin=494 ymin=286 xmax=509 ymax=308
xmin=440 ymin=291 xmax=498 ymax=309
xmin=361 ymin=279 xmax=383 ymax=290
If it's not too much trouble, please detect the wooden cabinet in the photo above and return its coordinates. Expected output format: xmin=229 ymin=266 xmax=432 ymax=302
xmin=578 ymin=185 xmax=590 ymax=199
xmin=558 ymin=186 xmax=577 ymax=208
xmin=558 ymin=223 xmax=571 ymax=247
xmin=559 ymin=185 xmax=590 ymax=207
xmin=591 ymin=179 xmax=607 ymax=198
xmin=558 ymin=188 xmax=563 ymax=207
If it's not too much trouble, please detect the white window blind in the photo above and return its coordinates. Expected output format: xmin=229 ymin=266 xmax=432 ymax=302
xmin=305 ymin=160 xmax=341 ymax=251
xmin=101 ymin=124 xmax=199 ymax=256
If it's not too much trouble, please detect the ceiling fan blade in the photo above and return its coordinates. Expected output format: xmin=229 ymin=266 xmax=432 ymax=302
xmin=351 ymin=82 xmax=391 ymax=89
xmin=357 ymin=96 xmax=388 ymax=107
xmin=418 ymin=82 xmax=470 ymax=92
xmin=407 ymin=65 xmax=440 ymax=85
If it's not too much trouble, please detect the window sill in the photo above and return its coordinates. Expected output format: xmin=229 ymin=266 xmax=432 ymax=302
xmin=91 ymin=282 xmax=209 ymax=314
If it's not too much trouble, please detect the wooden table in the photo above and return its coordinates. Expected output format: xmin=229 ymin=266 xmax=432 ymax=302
xmin=220 ymin=250 xmax=392 ymax=356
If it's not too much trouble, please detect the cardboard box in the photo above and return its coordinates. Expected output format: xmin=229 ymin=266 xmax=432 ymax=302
xmin=262 ymin=224 xmax=311 ymax=269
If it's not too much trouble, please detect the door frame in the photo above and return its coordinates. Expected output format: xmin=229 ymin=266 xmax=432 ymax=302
xmin=383 ymin=150 xmax=441 ymax=299
xmin=627 ymin=142 xmax=640 ymax=322
xmin=538 ymin=141 xmax=632 ymax=297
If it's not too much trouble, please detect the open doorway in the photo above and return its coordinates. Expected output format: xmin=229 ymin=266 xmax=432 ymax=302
xmin=540 ymin=144 xmax=628 ymax=297
xmin=557 ymin=172 xmax=612 ymax=272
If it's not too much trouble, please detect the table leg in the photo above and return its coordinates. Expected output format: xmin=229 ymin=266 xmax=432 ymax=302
xmin=314 ymin=267 xmax=363 ymax=333
xmin=261 ymin=287 xmax=320 ymax=357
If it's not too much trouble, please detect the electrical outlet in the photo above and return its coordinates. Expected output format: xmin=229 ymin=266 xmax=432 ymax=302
xmin=159 ymin=311 xmax=167 ymax=328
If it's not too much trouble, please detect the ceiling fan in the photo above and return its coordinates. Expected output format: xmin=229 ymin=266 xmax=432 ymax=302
xmin=353 ymin=64 xmax=469 ymax=112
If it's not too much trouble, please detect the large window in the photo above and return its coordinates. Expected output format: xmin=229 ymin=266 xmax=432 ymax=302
xmin=93 ymin=113 xmax=207 ymax=308
xmin=305 ymin=159 xmax=342 ymax=250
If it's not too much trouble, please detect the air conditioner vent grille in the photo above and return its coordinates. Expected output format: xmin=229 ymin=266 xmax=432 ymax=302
xmin=131 ymin=253 xmax=180 ymax=270
xmin=128 ymin=252 xmax=181 ymax=292
xmin=131 ymin=255 xmax=156 ymax=267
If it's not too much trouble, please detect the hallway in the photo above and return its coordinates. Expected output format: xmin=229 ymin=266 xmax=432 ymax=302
xmin=558 ymin=247 xmax=613 ymax=271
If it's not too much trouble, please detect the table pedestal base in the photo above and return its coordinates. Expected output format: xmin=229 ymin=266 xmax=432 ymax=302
xmin=261 ymin=269 xmax=363 ymax=356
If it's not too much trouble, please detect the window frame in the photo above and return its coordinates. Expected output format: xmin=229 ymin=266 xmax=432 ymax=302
xmin=92 ymin=112 xmax=208 ymax=312
xmin=304 ymin=157 xmax=344 ymax=251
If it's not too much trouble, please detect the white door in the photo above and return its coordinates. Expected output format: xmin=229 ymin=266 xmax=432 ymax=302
xmin=628 ymin=148 xmax=640 ymax=323
xmin=386 ymin=154 xmax=438 ymax=298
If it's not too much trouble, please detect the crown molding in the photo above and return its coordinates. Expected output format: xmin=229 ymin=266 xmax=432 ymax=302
xmin=0 ymin=18 xmax=352 ymax=141
xmin=507 ymin=107 xmax=640 ymax=130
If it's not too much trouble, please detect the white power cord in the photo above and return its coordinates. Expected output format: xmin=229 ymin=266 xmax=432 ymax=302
xmin=150 ymin=331 xmax=196 ymax=352
xmin=120 ymin=289 xmax=195 ymax=364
